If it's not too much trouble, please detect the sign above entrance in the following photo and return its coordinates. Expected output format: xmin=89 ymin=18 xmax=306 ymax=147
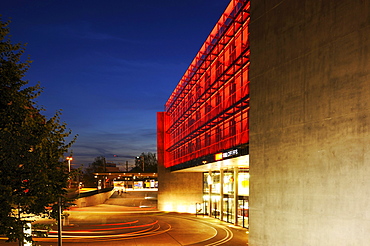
xmin=215 ymin=153 xmax=223 ymax=161
xmin=215 ymin=149 xmax=239 ymax=161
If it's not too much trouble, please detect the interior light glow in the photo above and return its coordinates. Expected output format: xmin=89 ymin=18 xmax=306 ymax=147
xmin=215 ymin=153 xmax=223 ymax=161
xmin=163 ymin=204 xmax=173 ymax=211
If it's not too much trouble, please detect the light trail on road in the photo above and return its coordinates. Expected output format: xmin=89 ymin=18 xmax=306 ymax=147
xmin=34 ymin=219 xmax=172 ymax=243
xmin=164 ymin=214 xmax=235 ymax=246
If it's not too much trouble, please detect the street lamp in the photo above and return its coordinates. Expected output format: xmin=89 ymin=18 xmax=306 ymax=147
xmin=66 ymin=156 xmax=73 ymax=172
xmin=136 ymin=156 xmax=145 ymax=172
xmin=66 ymin=156 xmax=73 ymax=189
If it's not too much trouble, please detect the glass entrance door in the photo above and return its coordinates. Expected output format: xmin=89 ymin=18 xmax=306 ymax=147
xmin=238 ymin=196 xmax=249 ymax=228
xmin=223 ymin=195 xmax=234 ymax=223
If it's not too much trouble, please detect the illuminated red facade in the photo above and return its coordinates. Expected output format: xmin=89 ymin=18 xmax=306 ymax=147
xmin=158 ymin=0 xmax=250 ymax=170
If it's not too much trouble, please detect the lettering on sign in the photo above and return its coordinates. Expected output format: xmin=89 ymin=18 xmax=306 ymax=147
xmin=215 ymin=149 xmax=239 ymax=161
xmin=223 ymin=149 xmax=238 ymax=158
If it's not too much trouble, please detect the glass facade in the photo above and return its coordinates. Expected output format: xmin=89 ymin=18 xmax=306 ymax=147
xmin=161 ymin=0 xmax=250 ymax=169
xmin=203 ymin=167 xmax=249 ymax=228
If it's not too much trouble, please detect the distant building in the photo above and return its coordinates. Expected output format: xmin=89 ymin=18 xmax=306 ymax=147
xmin=104 ymin=162 xmax=120 ymax=173
xmin=157 ymin=0 xmax=250 ymax=228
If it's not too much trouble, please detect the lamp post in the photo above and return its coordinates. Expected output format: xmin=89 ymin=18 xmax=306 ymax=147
xmin=66 ymin=156 xmax=73 ymax=173
xmin=136 ymin=156 xmax=145 ymax=172
xmin=66 ymin=156 xmax=73 ymax=189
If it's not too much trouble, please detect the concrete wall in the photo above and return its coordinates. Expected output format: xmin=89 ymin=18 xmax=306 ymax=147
xmin=74 ymin=190 xmax=115 ymax=208
xmin=249 ymin=0 xmax=370 ymax=245
xmin=157 ymin=163 xmax=203 ymax=213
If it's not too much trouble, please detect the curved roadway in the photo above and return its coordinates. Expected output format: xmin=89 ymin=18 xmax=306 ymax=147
xmin=0 ymin=190 xmax=249 ymax=245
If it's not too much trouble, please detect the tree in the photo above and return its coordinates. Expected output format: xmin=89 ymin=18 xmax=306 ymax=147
xmin=0 ymin=18 xmax=76 ymax=243
xmin=133 ymin=152 xmax=157 ymax=172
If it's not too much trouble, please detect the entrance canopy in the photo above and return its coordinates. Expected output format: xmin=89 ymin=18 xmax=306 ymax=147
xmin=172 ymin=155 xmax=249 ymax=173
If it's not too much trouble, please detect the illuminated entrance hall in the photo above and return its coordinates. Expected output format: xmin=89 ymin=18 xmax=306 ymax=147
xmin=203 ymin=166 xmax=249 ymax=227
xmin=157 ymin=0 xmax=250 ymax=229
xmin=171 ymin=153 xmax=250 ymax=228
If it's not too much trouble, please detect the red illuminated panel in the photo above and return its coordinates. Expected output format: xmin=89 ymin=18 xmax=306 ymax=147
xmin=161 ymin=0 xmax=250 ymax=168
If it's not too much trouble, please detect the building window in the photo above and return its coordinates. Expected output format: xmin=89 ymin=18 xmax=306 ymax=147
xmin=216 ymin=126 xmax=222 ymax=142
xmin=196 ymin=110 xmax=201 ymax=121
xmin=229 ymin=80 xmax=236 ymax=104
xmin=230 ymin=40 xmax=236 ymax=63
xmin=205 ymin=102 xmax=212 ymax=114
xmin=230 ymin=119 xmax=236 ymax=136
xmin=205 ymin=71 xmax=211 ymax=90
xmin=188 ymin=142 xmax=194 ymax=154
xmin=216 ymin=92 xmax=222 ymax=106
xmin=216 ymin=60 xmax=223 ymax=78
xmin=196 ymin=138 xmax=201 ymax=150
xmin=205 ymin=133 xmax=211 ymax=147
xmin=196 ymin=84 xmax=202 ymax=98
xmin=188 ymin=117 xmax=195 ymax=127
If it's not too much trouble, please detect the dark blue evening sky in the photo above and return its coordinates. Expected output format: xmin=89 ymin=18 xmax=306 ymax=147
xmin=2 ymin=0 xmax=228 ymax=169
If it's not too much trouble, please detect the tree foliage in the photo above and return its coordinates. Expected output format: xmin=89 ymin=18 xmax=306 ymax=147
xmin=134 ymin=152 xmax=157 ymax=172
xmin=0 ymin=18 xmax=76 ymax=242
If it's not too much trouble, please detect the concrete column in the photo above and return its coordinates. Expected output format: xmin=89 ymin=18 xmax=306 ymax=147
xmin=208 ymin=171 xmax=212 ymax=216
xmin=233 ymin=166 xmax=239 ymax=226
xmin=220 ymin=169 xmax=224 ymax=221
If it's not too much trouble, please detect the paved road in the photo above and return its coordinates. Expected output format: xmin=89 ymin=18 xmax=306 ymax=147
xmin=0 ymin=190 xmax=248 ymax=245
